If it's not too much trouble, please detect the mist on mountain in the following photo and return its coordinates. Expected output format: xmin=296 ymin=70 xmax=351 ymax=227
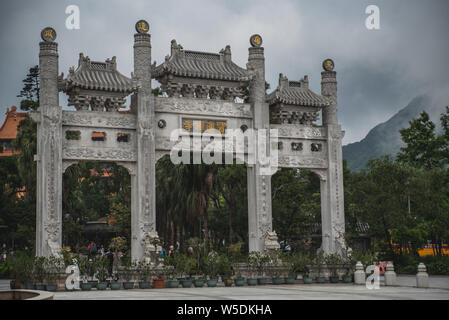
xmin=343 ymin=93 xmax=448 ymax=172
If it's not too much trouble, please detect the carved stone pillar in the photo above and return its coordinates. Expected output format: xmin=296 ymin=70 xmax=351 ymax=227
xmin=133 ymin=28 xmax=157 ymax=261
xmin=246 ymin=43 xmax=274 ymax=253
xmin=320 ymin=66 xmax=346 ymax=255
xmin=36 ymin=29 xmax=63 ymax=257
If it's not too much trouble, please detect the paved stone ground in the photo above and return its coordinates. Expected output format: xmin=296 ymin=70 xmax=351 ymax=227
xmin=2 ymin=276 xmax=449 ymax=300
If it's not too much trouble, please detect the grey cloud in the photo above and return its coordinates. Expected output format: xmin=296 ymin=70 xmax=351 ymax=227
xmin=1 ymin=0 xmax=448 ymax=144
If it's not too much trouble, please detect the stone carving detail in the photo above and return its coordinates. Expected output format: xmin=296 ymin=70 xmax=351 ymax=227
xmin=271 ymin=110 xmax=319 ymax=125
xmin=141 ymin=231 xmax=162 ymax=265
xmin=156 ymin=97 xmax=252 ymax=118
xmin=63 ymin=161 xmax=79 ymax=173
xmin=278 ymin=156 xmax=326 ymax=168
xmin=276 ymin=126 xmax=324 ymax=139
xmin=62 ymin=113 xmax=93 ymax=125
xmin=263 ymin=231 xmax=280 ymax=254
xmin=44 ymin=221 xmax=62 ymax=257
xmin=62 ymin=111 xmax=136 ymax=129
xmin=63 ymin=147 xmax=136 ymax=161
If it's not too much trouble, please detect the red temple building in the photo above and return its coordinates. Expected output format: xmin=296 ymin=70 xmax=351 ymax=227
xmin=0 ymin=106 xmax=27 ymax=157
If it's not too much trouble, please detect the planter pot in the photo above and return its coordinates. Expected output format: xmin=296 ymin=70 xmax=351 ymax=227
xmin=329 ymin=276 xmax=340 ymax=283
xmin=110 ymin=282 xmax=121 ymax=290
xmin=207 ymin=279 xmax=218 ymax=287
xmin=153 ymin=278 xmax=165 ymax=289
xmin=194 ymin=279 xmax=205 ymax=287
xmin=45 ymin=284 xmax=58 ymax=292
xmin=88 ymin=281 xmax=98 ymax=289
xmin=234 ymin=278 xmax=245 ymax=287
xmin=80 ymin=283 xmax=92 ymax=291
xmin=181 ymin=279 xmax=193 ymax=288
xmin=284 ymin=277 xmax=295 ymax=284
xmin=272 ymin=277 xmax=284 ymax=285
xmin=97 ymin=282 xmax=108 ymax=290
xmin=247 ymin=278 xmax=258 ymax=286
xmin=138 ymin=281 xmax=151 ymax=289
xmin=342 ymin=275 xmax=353 ymax=283
xmin=35 ymin=283 xmax=46 ymax=291
xmin=316 ymin=277 xmax=326 ymax=283
xmin=167 ymin=280 xmax=180 ymax=288
xmin=257 ymin=278 xmax=268 ymax=285
xmin=224 ymin=279 xmax=233 ymax=287
xmin=303 ymin=277 xmax=313 ymax=284
xmin=123 ymin=282 xmax=135 ymax=290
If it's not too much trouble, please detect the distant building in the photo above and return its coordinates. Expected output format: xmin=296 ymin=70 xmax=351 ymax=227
xmin=0 ymin=106 xmax=27 ymax=157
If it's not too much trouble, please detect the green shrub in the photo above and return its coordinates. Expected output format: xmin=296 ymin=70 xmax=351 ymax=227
xmin=393 ymin=254 xmax=449 ymax=275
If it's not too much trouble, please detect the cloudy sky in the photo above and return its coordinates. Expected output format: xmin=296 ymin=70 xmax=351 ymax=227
xmin=0 ymin=0 xmax=448 ymax=144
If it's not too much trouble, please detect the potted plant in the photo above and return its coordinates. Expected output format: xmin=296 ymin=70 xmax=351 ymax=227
xmin=228 ymin=242 xmax=245 ymax=286
xmin=247 ymin=252 xmax=259 ymax=286
xmin=218 ymin=254 xmax=233 ymax=287
xmin=325 ymin=253 xmax=342 ymax=283
xmin=205 ymin=253 xmax=219 ymax=287
xmin=268 ymin=253 xmax=284 ymax=285
xmin=342 ymin=253 xmax=354 ymax=283
xmin=180 ymin=256 xmax=196 ymax=288
xmin=22 ymin=255 xmax=35 ymax=289
xmin=33 ymin=256 xmax=47 ymax=291
xmin=77 ymin=256 xmax=93 ymax=291
xmin=256 ymin=253 xmax=270 ymax=285
xmin=313 ymin=251 xmax=326 ymax=283
xmin=303 ymin=265 xmax=313 ymax=284
xmin=122 ymin=259 xmax=136 ymax=289
xmin=45 ymin=256 xmax=63 ymax=291
xmin=137 ymin=261 xmax=152 ymax=289
xmin=283 ymin=252 xmax=307 ymax=284
xmin=110 ymin=273 xmax=121 ymax=290
xmin=152 ymin=277 xmax=165 ymax=289
xmin=163 ymin=255 xmax=180 ymax=288
xmin=95 ymin=257 xmax=109 ymax=290
xmin=84 ymin=256 xmax=98 ymax=289
xmin=193 ymin=271 xmax=206 ymax=288
xmin=7 ymin=252 xmax=34 ymax=289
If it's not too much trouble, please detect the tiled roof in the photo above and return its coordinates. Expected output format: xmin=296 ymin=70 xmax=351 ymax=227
xmin=65 ymin=53 xmax=135 ymax=93
xmin=267 ymin=74 xmax=330 ymax=107
xmin=153 ymin=40 xmax=251 ymax=82
xmin=0 ymin=106 xmax=27 ymax=140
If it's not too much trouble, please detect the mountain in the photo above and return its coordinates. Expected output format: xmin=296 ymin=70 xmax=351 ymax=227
xmin=343 ymin=94 xmax=446 ymax=172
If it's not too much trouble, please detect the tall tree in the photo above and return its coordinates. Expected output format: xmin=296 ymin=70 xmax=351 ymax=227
xmin=16 ymin=65 xmax=39 ymax=111
xmin=397 ymin=111 xmax=446 ymax=169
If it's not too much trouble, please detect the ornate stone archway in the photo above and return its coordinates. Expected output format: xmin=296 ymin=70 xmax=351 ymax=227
xmin=33 ymin=22 xmax=346 ymax=260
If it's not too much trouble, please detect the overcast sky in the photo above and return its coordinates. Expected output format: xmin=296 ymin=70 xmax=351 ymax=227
xmin=0 ymin=0 xmax=448 ymax=144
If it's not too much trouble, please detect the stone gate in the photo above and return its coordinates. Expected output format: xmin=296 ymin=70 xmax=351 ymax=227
xmin=33 ymin=21 xmax=346 ymax=260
